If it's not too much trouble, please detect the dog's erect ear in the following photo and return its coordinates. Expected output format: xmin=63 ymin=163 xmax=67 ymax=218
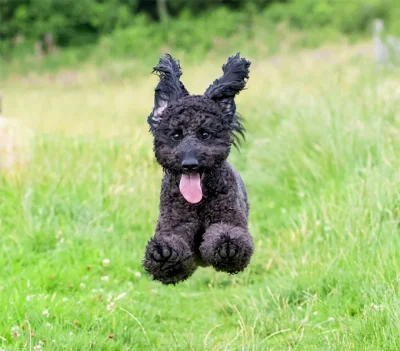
xmin=204 ymin=53 xmax=250 ymax=121
xmin=147 ymin=54 xmax=189 ymax=131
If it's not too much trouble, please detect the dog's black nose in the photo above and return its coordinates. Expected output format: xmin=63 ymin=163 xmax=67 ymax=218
xmin=181 ymin=158 xmax=199 ymax=172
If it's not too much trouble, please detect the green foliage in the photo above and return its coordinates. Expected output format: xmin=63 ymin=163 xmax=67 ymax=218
xmin=1 ymin=47 xmax=400 ymax=350
xmin=1 ymin=0 xmax=400 ymax=74
xmin=95 ymin=8 xmax=248 ymax=61
xmin=265 ymin=0 xmax=394 ymax=33
xmin=1 ymin=0 xmax=138 ymax=47
xmin=1 ymin=0 xmax=399 ymax=52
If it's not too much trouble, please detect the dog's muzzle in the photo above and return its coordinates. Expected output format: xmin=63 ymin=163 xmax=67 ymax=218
xmin=181 ymin=157 xmax=199 ymax=173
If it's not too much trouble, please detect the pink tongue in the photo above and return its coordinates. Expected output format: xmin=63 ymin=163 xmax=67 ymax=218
xmin=179 ymin=173 xmax=202 ymax=203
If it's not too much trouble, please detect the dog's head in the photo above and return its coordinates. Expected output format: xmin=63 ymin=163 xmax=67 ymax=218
xmin=147 ymin=53 xmax=251 ymax=203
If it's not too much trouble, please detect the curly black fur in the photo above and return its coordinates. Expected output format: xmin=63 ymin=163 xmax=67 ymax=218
xmin=143 ymin=53 xmax=254 ymax=285
xmin=147 ymin=54 xmax=189 ymax=131
xmin=205 ymin=53 xmax=250 ymax=144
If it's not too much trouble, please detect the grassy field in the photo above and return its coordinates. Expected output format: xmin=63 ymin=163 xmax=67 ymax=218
xmin=1 ymin=42 xmax=400 ymax=350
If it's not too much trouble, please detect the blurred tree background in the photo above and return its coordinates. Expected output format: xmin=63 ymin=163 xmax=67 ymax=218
xmin=1 ymin=0 xmax=399 ymax=70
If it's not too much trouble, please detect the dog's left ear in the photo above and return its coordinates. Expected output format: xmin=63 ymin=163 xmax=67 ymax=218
xmin=204 ymin=53 xmax=250 ymax=123
xmin=148 ymin=54 xmax=189 ymax=132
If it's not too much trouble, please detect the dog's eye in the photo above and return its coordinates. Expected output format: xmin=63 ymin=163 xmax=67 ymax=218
xmin=200 ymin=131 xmax=211 ymax=140
xmin=171 ymin=131 xmax=182 ymax=141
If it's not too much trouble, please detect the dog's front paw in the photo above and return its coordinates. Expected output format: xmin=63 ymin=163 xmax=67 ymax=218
xmin=143 ymin=235 xmax=196 ymax=284
xmin=215 ymin=236 xmax=239 ymax=261
xmin=200 ymin=224 xmax=254 ymax=274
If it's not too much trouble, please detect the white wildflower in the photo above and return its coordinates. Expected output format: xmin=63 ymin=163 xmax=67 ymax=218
xmin=115 ymin=292 xmax=127 ymax=301
xmin=370 ymin=303 xmax=384 ymax=311
xmin=106 ymin=302 xmax=116 ymax=312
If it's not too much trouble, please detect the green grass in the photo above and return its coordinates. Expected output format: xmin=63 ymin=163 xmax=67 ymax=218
xmin=1 ymin=42 xmax=400 ymax=350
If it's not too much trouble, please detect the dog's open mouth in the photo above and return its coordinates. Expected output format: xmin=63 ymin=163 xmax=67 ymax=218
xmin=179 ymin=172 xmax=203 ymax=204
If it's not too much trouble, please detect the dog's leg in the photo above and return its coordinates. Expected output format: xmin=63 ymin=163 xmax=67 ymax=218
xmin=143 ymin=222 xmax=198 ymax=285
xmin=199 ymin=223 xmax=254 ymax=274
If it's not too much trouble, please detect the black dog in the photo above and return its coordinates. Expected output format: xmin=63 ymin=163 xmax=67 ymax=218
xmin=143 ymin=53 xmax=254 ymax=284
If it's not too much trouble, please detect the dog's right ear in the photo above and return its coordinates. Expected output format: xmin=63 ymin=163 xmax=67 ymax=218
xmin=147 ymin=54 xmax=189 ymax=132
